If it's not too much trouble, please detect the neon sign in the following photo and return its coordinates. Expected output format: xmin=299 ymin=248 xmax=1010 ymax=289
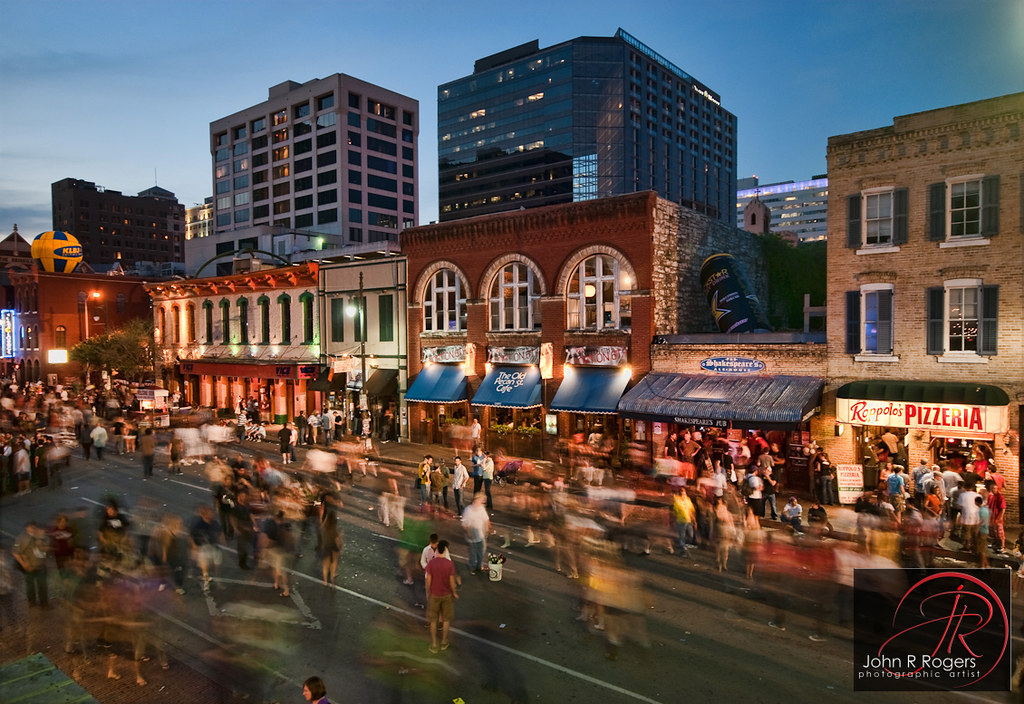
xmin=0 ymin=310 xmax=14 ymax=358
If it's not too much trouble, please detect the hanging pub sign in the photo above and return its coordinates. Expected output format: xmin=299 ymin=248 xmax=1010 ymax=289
xmin=564 ymin=345 xmax=628 ymax=367
xmin=422 ymin=344 xmax=466 ymax=364
xmin=488 ymin=345 xmax=539 ymax=365
xmin=836 ymin=397 xmax=1009 ymax=435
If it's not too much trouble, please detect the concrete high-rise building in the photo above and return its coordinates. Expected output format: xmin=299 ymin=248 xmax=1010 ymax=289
xmin=50 ymin=178 xmax=186 ymax=272
xmin=735 ymin=176 xmax=828 ymax=242
xmin=198 ymin=75 xmax=418 ymax=275
xmin=438 ymin=29 xmax=736 ymax=223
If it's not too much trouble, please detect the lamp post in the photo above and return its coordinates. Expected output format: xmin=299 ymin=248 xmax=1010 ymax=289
xmin=84 ymin=290 xmax=101 ymax=339
xmin=346 ymin=272 xmax=367 ymax=412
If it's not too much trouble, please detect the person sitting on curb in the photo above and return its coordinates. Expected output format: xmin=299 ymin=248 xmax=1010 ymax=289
xmin=781 ymin=496 xmax=803 ymax=533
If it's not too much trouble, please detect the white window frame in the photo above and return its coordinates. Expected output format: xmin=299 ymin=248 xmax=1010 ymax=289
xmin=566 ymin=254 xmax=634 ymax=331
xmin=947 ymin=176 xmax=982 ymax=240
xmin=422 ymin=268 xmax=465 ymax=333
xmin=854 ymin=283 xmax=897 ymax=363
xmin=938 ymin=278 xmax=986 ymax=363
xmin=862 ymin=187 xmax=894 ymax=248
xmin=488 ymin=262 xmax=540 ymax=331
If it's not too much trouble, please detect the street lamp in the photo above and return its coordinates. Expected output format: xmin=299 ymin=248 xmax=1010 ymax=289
xmin=84 ymin=290 xmax=101 ymax=339
xmin=346 ymin=272 xmax=367 ymax=411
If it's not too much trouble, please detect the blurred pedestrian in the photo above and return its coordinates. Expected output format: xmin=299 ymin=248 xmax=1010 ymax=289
xmin=90 ymin=422 xmax=108 ymax=461
xmin=139 ymin=427 xmax=156 ymax=478
xmin=13 ymin=520 xmax=49 ymax=607
xmin=424 ymin=539 xmax=459 ymax=654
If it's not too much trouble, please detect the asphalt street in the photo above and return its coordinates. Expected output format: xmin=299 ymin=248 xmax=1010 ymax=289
xmin=2 ymin=440 xmax=1020 ymax=704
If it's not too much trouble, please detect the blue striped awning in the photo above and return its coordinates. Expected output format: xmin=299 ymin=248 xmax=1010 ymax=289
xmin=549 ymin=366 xmax=632 ymax=414
xmin=405 ymin=364 xmax=467 ymax=403
xmin=617 ymin=373 xmax=823 ymax=429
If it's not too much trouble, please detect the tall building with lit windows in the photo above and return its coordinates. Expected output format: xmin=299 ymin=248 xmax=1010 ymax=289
xmin=196 ymin=75 xmax=418 ymax=276
xmin=50 ymin=178 xmax=186 ymax=272
xmin=438 ymin=29 xmax=736 ymax=223
xmin=735 ymin=175 xmax=828 ymax=242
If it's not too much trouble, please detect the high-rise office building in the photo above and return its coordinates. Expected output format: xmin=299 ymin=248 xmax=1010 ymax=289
xmin=207 ymin=75 xmax=418 ymax=264
xmin=51 ymin=178 xmax=186 ymax=272
xmin=735 ymin=176 xmax=828 ymax=242
xmin=438 ymin=29 xmax=736 ymax=223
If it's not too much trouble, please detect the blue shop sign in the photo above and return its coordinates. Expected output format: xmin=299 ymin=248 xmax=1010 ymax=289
xmin=699 ymin=356 xmax=765 ymax=374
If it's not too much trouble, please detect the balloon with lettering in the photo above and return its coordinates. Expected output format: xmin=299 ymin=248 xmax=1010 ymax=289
xmin=32 ymin=231 xmax=84 ymax=273
xmin=700 ymin=253 xmax=772 ymax=333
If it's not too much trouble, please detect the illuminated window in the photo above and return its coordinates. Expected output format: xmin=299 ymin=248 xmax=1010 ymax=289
xmin=489 ymin=262 xmax=540 ymax=331
xmin=566 ymin=254 xmax=634 ymax=330
xmin=422 ymin=268 xmax=465 ymax=332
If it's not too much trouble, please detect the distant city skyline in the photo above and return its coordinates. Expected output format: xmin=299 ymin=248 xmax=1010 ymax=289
xmin=1 ymin=0 xmax=1021 ymax=241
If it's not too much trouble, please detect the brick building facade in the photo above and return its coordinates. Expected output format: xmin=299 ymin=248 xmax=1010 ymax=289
xmin=400 ymin=191 xmax=767 ymax=461
xmin=821 ymin=93 xmax=1023 ymax=519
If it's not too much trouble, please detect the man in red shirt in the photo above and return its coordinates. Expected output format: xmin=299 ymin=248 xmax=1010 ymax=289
xmin=424 ymin=540 xmax=459 ymax=653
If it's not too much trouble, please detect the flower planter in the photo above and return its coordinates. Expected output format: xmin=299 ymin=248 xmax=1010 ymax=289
xmin=488 ymin=562 xmax=502 ymax=581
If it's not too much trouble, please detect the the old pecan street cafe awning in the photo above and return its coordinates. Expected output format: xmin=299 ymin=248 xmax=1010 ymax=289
xmin=617 ymin=373 xmax=823 ymax=429
xmin=471 ymin=365 xmax=543 ymax=409
xmin=836 ymin=380 xmax=1010 ymax=435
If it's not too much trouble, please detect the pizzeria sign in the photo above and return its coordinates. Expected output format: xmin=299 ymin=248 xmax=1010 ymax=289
xmin=836 ymin=397 xmax=1008 ymax=435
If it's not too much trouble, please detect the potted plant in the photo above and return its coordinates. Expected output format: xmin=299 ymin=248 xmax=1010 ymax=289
xmin=487 ymin=552 xmax=507 ymax=581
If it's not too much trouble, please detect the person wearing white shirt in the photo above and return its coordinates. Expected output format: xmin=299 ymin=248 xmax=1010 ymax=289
xmin=451 ymin=457 xmax=470 ymax=515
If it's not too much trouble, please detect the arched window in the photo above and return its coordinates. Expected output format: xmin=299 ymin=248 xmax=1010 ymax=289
xmin=202 ymin=300 xmax=214 ymax=344
xmin=278 ymin=293 xmax=291 ymax=343
xmin=237 ymin=298 xmax=249 ymax=343
xmin=219 ymin=299 xmax=231 ymax=344
xmin=171 ymin=305 xmax=181 ymax=344
xmin=488 ymin=262 xmax=540 ymax=331
xmin=55 ymin=325 xmax=67 ymax=349
xmin=422 ymin=268 xmax=465 ymax=332
xmin=566 ymin=254 xmax=635 ymax=330
xmin=186 ymin=303 xmax=196 ymax=343
xmin=156 ymin=307 xmax=166 ymax=344
xmin=299 ymin=292 xmax=315 ymax=344
xmin=257 ymin=296 xmax=270 ymax=344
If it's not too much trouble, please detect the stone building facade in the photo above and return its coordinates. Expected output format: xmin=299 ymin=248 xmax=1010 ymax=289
xmin=822 ymin=92 xmax=1023 ymax=519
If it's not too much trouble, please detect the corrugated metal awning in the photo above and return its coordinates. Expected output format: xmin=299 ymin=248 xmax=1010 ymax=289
xmin=617 ymin=373 xmax=823 ymax=429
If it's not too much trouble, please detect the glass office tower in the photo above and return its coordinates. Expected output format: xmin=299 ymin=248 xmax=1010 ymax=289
xmin=438 ymin=29 xmax=736 ymax=224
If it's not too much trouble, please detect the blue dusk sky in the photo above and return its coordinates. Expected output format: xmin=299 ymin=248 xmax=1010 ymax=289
xmin=1 ymin=0 xmax=1021 ymax=240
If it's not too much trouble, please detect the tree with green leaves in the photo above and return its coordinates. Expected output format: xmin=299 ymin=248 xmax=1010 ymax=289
xmin=69 ymin=318 xmax=155 ymax=384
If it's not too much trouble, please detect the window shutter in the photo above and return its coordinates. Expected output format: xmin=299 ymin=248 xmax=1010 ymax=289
xmin=980 ymin=175 xmax=1000 ymax=237
xmin=846 ymin=195 xmax=861 ymax=248
xmin=892 ymin=188 xmax=908 ymax=244
xmin=877 ymin=289 xmax=893 ymax=354
xmin=928 ymin=182 xmax=946 ymax=241
xmin=926 ymin=287 xmax=945 ymax=355
xmin=845 ymin=291 xmax=860 ymax=353
xmin=979 ymin=285 xmax=998 ymax=356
